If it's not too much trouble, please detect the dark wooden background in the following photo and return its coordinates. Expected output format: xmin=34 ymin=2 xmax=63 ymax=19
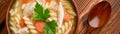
xmin=0 ymin=0 xmax=120 ymax=34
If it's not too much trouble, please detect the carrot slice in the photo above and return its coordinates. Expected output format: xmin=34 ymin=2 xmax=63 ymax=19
xmin=46 ymin=0 xmax=51 ymax=3
xmin=20 ymin=17 xmax=26 ymax=27
xmin=64 ymin=11 xmax=72 ymax=22
xmin=22 ymin=0 xmax=29 ymax=4
xmin=35 ymin=20 xmax=45 ymax=33
xmin=56 ymin=0 xmax=60 ymax=3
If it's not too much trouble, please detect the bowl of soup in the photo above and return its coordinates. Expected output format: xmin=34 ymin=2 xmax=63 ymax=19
xmin=6 ymin=0 xmax=77 ymax=34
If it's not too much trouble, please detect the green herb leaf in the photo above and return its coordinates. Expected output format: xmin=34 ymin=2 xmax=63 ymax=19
xmin=34 ymin=2 xmax=50 ymax=21
xmin=44 ymin=20 xmax=58 ymax=34
xmin=34 ymin=2 xmax=58 ymax=34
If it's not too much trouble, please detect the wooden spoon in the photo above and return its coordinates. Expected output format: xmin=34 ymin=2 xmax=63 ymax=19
xmin=86 ymin=1 xmax=111 ymax=34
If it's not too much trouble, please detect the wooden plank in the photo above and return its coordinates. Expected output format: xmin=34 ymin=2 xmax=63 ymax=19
xmin=0 ymin=0 xmax=119 ymax=34
xmin=74 ymin=0 xmax=120 ymax=34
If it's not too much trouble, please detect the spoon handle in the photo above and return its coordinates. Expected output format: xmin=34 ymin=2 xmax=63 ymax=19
xmin=86 ymin=25 xmax=95 ymax=34
xmin=84 ymin=20 xmax=96 ymax=34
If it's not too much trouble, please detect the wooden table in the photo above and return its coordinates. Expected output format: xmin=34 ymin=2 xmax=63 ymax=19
xmin=74 ymin=0 xmax=120 ymax=34
xmin=0 ymin=0 xmax=120 ymax=34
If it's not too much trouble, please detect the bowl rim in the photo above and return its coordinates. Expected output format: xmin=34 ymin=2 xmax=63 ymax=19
xmin=6 ymin=0 xmax=14 ymax=34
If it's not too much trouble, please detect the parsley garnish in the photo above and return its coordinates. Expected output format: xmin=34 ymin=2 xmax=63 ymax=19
xmin=44 ymin=20 xmax=58 ymax=34
xmin=34 ymin=2 xmax=58 ymax=34
xmin=34 ymin=3 xmax=50 ymax=21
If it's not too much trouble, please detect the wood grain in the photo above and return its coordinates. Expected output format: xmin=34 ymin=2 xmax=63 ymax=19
xmin=0 ymin=0 xmax=120 ymax=34
xmin=0 ymin=0 xmax=13 ymax=34
xmin=74 ymin=0 xmax=120 ymax=34
xmin=0 ymin=0 xmax=12 ymax=24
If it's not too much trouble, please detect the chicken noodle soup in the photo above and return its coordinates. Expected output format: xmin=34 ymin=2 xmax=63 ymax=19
xmin=9 ymin=0 xmax=76 ymax=34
